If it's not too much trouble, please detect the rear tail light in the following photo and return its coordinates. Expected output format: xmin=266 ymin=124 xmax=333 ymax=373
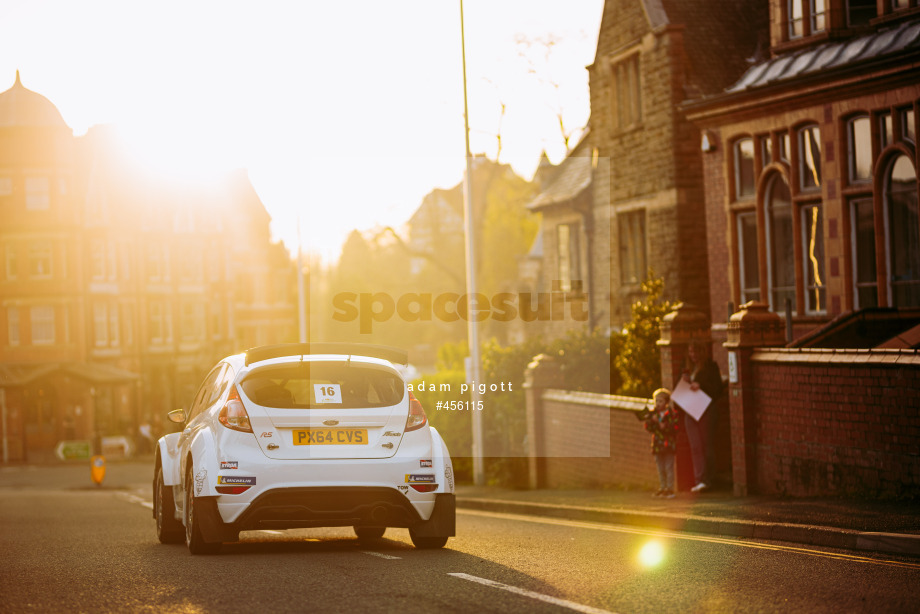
xmin=410 ymin=483 xmax=438 ymax=493
xmin=218 ymin=386 xmax=252 ymax=433
xmin=405 ymin=392 xmax=428 ymax=432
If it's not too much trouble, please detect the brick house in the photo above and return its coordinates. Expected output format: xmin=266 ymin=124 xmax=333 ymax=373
xmin=525 ymin=134 xmax=601 ymax=340
xmin=587 ymin=0 xmax=768 ymax=327
xmin=0 ymin=73 xmax=297 ymax=462
xmin=684 ymin=2 xmax=920 ymax=351
xmin=678 ymin=2 xmax=920 ymax=497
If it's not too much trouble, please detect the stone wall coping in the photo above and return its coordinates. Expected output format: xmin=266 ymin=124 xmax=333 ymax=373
xmin=751 ymin=347 xmax=920 ymax=366
xmin=542 ymin=388 xmax=650 ymax=411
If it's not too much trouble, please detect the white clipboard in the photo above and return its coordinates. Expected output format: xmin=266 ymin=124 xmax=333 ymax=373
xmin=671 ymin=379 xmax=712 ymax=422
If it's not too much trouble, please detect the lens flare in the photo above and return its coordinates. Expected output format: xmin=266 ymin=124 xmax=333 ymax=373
xmin=638 ymin=540 xmax=666 ymax=568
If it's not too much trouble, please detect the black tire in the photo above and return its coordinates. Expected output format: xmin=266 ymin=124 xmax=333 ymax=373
xmin=408 ymin=528 xmax=448 ymax=550
xmin=185 ymin=465 xmax=222 ymax=555
xmin=354 ymin=526 xmax=386 ymax=541
xmin=155 ymin=466 xmax=183 ymax=544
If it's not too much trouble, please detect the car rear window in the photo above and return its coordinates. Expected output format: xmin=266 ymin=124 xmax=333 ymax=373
xmin=241 ymin=363 xmax=405 ymax=409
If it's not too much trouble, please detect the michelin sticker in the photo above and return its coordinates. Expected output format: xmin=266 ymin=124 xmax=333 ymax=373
xmin=405 ymin=474 xmax=436 ymax=483
xmin=218 ymin=475 xmax=256 ymax=485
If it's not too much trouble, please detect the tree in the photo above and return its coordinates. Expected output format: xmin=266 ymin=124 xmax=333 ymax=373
xmin=615 ymin=275 xmax=675 ymax=398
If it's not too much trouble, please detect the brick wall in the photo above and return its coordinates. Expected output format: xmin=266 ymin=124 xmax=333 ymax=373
xmin=534 ymin=390 xmax=660 ymax=489
xmin=749 ymin=349 xmax=920 ymax=497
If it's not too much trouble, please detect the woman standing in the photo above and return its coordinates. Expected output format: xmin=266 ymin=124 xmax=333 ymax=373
xmin=681 ymin=342 xmax=723 ymax=492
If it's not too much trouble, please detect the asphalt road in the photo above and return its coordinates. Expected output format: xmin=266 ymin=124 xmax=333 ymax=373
xmin=1 ymin=462 xmax=919 ymax=613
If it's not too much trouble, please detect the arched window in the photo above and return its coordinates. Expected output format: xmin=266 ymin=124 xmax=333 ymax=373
xmin=766 ymin=174 xmax=795 ymax=312
xmin=886 ymin=155 xmax=920 ymax=306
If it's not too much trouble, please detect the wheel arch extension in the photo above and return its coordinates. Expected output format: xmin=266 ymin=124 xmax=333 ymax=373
xmin=156 ymin=433 xmax=182 ymax=486
xmin=184 ymin=430 xmax=221 ymax=497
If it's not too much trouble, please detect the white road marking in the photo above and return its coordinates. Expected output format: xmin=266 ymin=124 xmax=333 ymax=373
xmin=362 ymin=550 xmax=401 ymax=560
xmin=118 ymin=493 xmax=153 ymax=510
xmin=448 ymin=573 xmax=617 ymax=614
xmin=259 ymin=530 xmax=285 ymax=535
xmin=458 ymin=509 xmax=920 ymax=570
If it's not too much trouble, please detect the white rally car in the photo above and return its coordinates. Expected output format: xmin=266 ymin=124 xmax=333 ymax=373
xmin=153 ymin=343 xmax=455 ymax=554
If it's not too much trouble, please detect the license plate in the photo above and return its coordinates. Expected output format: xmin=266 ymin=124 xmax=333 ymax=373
xmin=292 ymin=429 xmax=368 ymax=446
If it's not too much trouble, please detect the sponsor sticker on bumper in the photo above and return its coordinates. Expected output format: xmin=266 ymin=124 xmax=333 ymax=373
xmin=405 ymin=474 xmax=436 ymax=483
xmin=420 ymin=459 xmax=433 ymax=468
xmin=218 ymin=475 xmax=256 ymax=486
xmin=220 ymin=461 xmax=238 ymax=470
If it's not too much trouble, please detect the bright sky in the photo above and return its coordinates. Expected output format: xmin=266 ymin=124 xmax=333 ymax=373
xmin=0 ymin=0 xmax=603 ymax=262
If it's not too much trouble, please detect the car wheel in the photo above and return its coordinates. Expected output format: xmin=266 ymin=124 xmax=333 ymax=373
xmin=354 ymin=526 xmax=386 ymax=541
xmin=408 ymin=528 xmax=448 ymax=550
xmin=155 ymin=466 xmax=183 ymax=544
xmin=185 ymin=465 xmax=222 ymax=555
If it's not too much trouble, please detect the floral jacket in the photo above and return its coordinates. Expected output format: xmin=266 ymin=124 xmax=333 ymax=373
xmin=644 ymin=407 xmax=679 ymax=455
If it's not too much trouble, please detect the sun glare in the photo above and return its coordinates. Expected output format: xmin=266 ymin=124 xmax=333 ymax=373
xmin=638 ymin=540 xmax=666 ymax=568
xmin=114 ymin=122 xmax=241 ymax=183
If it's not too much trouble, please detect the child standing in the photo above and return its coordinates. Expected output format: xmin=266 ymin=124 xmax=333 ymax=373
xmin=644 ymin=388 xmax=679 ymax=498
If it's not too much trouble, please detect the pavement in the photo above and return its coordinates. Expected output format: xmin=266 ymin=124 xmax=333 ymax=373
xmin=455 ymin=484 xmax=920 ymax=558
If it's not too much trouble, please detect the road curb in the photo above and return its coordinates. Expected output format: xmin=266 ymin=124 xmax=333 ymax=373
xmin=457 ymin=497 xmax=920 ymax=557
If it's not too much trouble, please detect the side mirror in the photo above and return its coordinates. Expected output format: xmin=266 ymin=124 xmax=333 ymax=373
xmin=167 ymin=409 xmax=187 ymax=424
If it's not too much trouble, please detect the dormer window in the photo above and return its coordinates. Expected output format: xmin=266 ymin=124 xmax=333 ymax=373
xmin=811 ymin=0 xmax=826 ymax=33
xmin=789 ymin=0 xmax=804 ymax=38
xmin=847 ymin=0 xmax=877 ymax=27
xmin=787 ymin=0 xmax=826 ymax=40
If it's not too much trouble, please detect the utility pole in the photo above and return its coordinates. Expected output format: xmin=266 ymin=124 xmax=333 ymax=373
xmin=460 ymin=0 xmax=484 ymax=486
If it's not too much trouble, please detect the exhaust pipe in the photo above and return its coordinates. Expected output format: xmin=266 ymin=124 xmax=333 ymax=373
xmin=369 ymin=505 xmax=388 ymax=525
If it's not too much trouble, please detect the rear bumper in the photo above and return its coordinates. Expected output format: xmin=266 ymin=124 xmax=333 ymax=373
xmin=231 ymin=486 xmax=423 ymax=531
xmin=200 ymin=489 xmax=456 ymax=543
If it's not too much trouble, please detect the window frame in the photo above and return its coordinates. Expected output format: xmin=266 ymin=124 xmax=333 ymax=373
xmin=883 ymin=153 xmax=920 ymax=307
xmin=148 ymin=301 xmax=173 ymax=345
xmin=5 ymin=244 xmax=17 ymax=280
xmin=800 ymin=202 xmax=827 ymax=315
xmin=555 ymin=223 xmax=581 ymax=293
xmin=7 ymin=307 xmax=20 ymax=346
xmin=29 ymin=242 xmax=53 ymax=279
xmin=849 ymin=196 xmax=878 ymax=309
xmin=609 ymin=53 xmax=642 ymax=133
xmin=618 ymin=209 xmax=647 ymax=287
xmin=30 ymin=305 xmax=55 ymax=346
xmin=735 ymin=210 xmax=761 ymax=305
xmin=764 ymin=173 xmax=797 ymax=315
xmin=25 ymin=176 xmax=50 ymax=211
xmin=847 ymin=0 xmax=878 ymax=26
xmin=797 ymin=123 xmax=823 ymax=193
xmin=733 ymin=137 xmax=756 ymax=201
xmin=847 ymin=115 xmax=872 ymax=185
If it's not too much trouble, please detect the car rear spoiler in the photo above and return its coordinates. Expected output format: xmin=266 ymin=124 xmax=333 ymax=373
xmin=244 ymin=343 xmax=409 ymax=367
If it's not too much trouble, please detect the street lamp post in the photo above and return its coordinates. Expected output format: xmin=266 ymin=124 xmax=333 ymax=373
xmin=459 ymin=0 xmax=485 ymax=486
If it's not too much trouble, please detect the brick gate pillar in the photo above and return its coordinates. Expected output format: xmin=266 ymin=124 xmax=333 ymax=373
xmin=723 ymin=301 xmax=785 ymax=496
xmin=658 ymin=303 xmax=711 ymax=491
xmin=523 ymin=354 xmax=563 ymax=490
